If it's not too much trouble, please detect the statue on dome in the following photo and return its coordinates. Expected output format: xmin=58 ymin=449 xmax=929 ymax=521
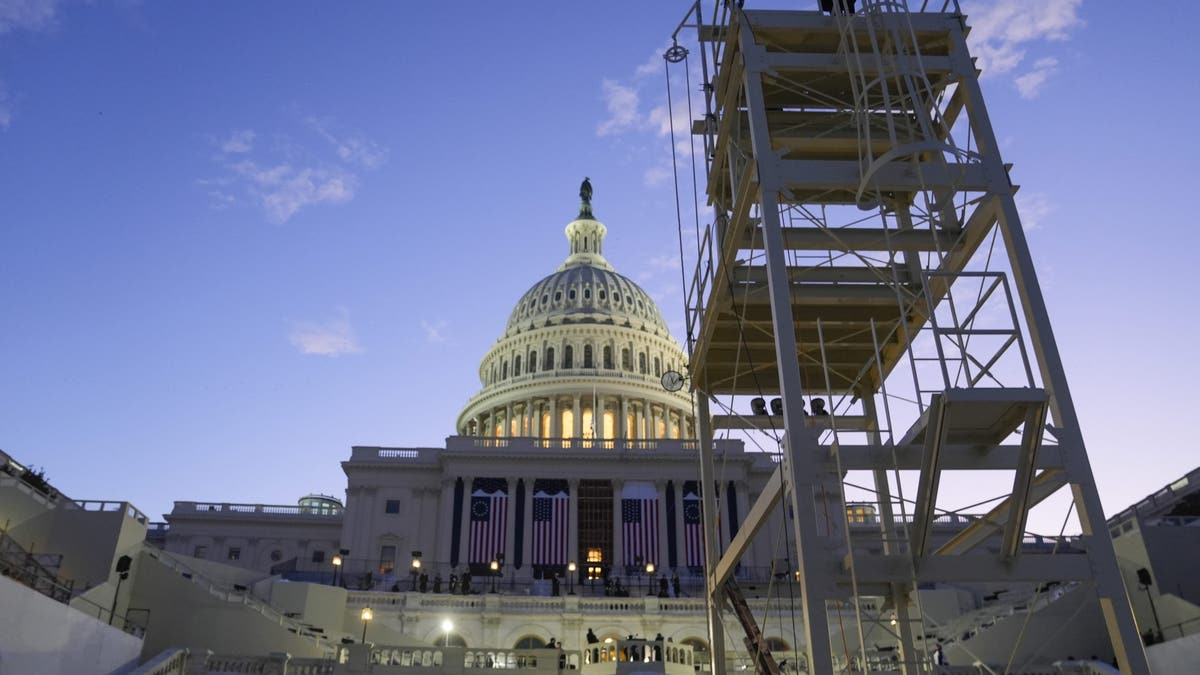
xmin=580 ymin=177 xmax=593 ymax=205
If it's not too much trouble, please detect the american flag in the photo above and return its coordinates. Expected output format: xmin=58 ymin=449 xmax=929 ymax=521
xmin=621 ymin=483 xmax=659 ymax=566
xmin=532 ymin=480 xmax=569 ymax=566
xmin=469 ymin=478 xmax=508 ymax=564
xmin=683 ymin=481 xmax=704 ymax=569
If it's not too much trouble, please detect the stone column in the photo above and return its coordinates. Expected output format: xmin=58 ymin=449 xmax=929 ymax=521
xmin=568 ymin=478 xmax=580 ymax=567
xmin=634 ymin=402 xmax=644 ymax=439
xmin=525 ymin=398 xmax=535 ymax=436
xmin=506 ymin=402 xmax=514 ymax=437
xmin=572 ymin=394 xmax=582 ymax=439
xmin=649 ymin=404 xmax=660 ymax=440
xmin=550 ymin=397 xmax=560 ymax=439
xmin=504 ymin=477 xmax=518 ymax=570
xmin=620 ymin=397 xmax=629 ymax=440
xmin=612 ymin=479 xmax=625 ymax=573
xmin=655 ymin=480 xmax=669 ymax=568
xmin=438 ymin=478 xmax=457 ymax=564
xmin=458 ymin=477 xmax=474 ymax=566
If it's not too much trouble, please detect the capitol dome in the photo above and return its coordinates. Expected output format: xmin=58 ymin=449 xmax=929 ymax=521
xmin=457 ymin=185 xmax=695 ymax=441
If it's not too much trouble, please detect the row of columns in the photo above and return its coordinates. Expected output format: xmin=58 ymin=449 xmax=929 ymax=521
xmin=439 ymin=475 xmax=751 ymax=573
xmin=468 ymin=395 xmax=695 ymax=440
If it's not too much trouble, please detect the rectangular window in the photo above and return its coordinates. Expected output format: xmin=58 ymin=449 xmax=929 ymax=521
xmin=312 ymin=550 xmax=326 ymax=564
xmin=193 ymin=545 xmax=207 ymax=559
xmin=227 ymin=547 xmax=241 ymax=561
xmin=379 ymin=545 xmax=396 ymax=574
xmin=385 ymin=499 xmax=401 ymax=514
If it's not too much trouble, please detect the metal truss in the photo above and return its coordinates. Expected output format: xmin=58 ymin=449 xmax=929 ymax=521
xmin=670 ymin=1 xmax=1151 ymax=673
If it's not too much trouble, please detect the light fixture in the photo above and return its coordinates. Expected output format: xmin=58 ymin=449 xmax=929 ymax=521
xmin=331 ymin=554 xmax=343 ymax=587
xmin=750 ymin=397 xmax=767 ymax=415
xmin=490 ymin=559 xmax=500 ymax=593
xmin=567 ymin=562 xmax=577 ymax=595
xmin=645 ymin=562 xmax=655 ymax=575
xmin=412 ymin=558 xmax=422 ymax=569
xmin=604 ymin=637 xmax=614 ymax=644
xmin=442 ymin=619 xmax=454 ymax=646
xmin=360 ymin=607 xmax=374 ymax=643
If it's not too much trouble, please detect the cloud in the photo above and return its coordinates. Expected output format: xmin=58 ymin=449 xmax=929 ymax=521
xmin=305 ymin=117 xmax=388 ymax=169
xmin=205 ymin=117 xmax=385 ymax=223
xmin=643 ymin=163 xmax=672 ymax=188
xmin=596 ymin=80 xmax=642 ymax=137
xmin=1013 ymin=57 xmax=1058 ymax=99
xmin=420 ymin=319 xmax=448 ymax=344
xmin=0 ymin=0 xmax=58 ymax=34
xmin=230 ymin=160 xmax=355 ymax=224
xmin=1016 ymin=192 xmax=1052 ymax=232
xmin=966 ymin=0 xmax=1081 ymax=76
xmin=220 ymin=129 xmax=255 ymax=154
xmin=288 ymin=310 xmax=362 ymax=356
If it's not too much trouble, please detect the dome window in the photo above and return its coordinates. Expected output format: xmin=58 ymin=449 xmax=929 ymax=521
xmin=639 ymin=353 xmax=647 ymax=375
xmin=599 ymin=289 xmax=607 ymax=301
xmin=569 ymin=289 xmax=577 ymax=300
xmin=626 ymin=295 xmax=633 ymax=305
xmin=584 ymin=288 xmax=591 ymax=301
xmin=529 ymin=351 xmax=537 ymax=373
xmin=546 ymin=347 xmax=555 ymax=370
xmin=584 ymin=344 xmax=594 ymax=369
xmin=603 ymin=346 xmax=613 ymax=370
xmin=555 ymin=291 xmax=563 ymax=302
xmin=502 ymin=362 xmax=509 ymax=379
xmin=514 ymin=355 xmax=522 ymax=376
xmin=563 ymin=346 xmax=574 ymax=369
xmin=622 ymin=348 xmax=632 ymax=371
xmin=542 ymin=294 xmax=549 ymax=305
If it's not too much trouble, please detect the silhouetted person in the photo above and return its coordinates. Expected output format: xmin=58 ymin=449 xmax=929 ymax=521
xmin=462 ymin=571 xmax=472 ymax=595
xmin=586 ymin=628 xmax=599 ymax=644
xmin=658 ymin=576 xmax=668 ymax=597
xmin=419 ymin=572 xmax=429 ymax=593
xmin=433 ymin=575 xmax=442 ymax=593
xmin=449 ymin=573 xmax=459 ymax=594
xmin=672 ymin=573 xmax=681 ymax=597
xmin=551 ymin=574 xmax=561 ymax=597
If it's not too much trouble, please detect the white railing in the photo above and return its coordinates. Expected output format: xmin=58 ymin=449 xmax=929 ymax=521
xmin=127 ymin=648 xmax=189 ymax=675
xmin=171 ymin=501 xmax=343 ymax=517
xmin=145 ymin=548 xmax=336 ymax=654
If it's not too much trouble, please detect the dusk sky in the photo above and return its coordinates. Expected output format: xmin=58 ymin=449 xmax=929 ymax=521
xmin=2 ymin=1 xmax=1197 ymax=532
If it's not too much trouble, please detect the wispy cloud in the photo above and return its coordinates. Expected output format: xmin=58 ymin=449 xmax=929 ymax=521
xmin=420 ymin=319 xmax=448 ymax=344
xmin=288 ymin=309 xmax=362 ymax=356
xmin=205 ymin=116 xmax=385 ymax=223
xmin=305 ymin=116 xmax=388 ymax=169
xmin=596 ymin=80 xmax=642 ymax=137
xmin=1016 ymin=192 xmax=1052 ymax=232
xmin=220 ymin=129 xmax=255 ymax=154
xmin=1013 ymin=57 xmax=1058 ymax=99
xmin=0 ymin=0 xmax=59 ymax=34
xmin=965 ymin=0 xmax=1081 ymax=90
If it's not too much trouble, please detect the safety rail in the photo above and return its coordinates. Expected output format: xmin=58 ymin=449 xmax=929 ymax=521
xmin=70 ymin=499 xmax=149 ymax=524
xmin=145 ymin=548 xmax=336 ymax=653
xmin=170 ymin=501 xmax=343 ymax=517
xmin=127 ymin=648 xmax=189 ymax=675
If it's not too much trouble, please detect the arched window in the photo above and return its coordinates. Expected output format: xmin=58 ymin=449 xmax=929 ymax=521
xmin=569 ymin=289 xmax=577 ymax=300
xmin=654 ymin=357 xmax=661 ymax=377
xmin=502 ymin=362 xmax=509 ymax=379
xmin=513 ymin=636 xmax=546 ymax=650
xmin=622 ymin=348 xmax=632 ymax=371
xmin=681 ymin=638 xmax=708 ymax=653
xmin=603 ymin=346 xmax=613 ymax=370
xmin=514 ymin=355 xmax=522 ymax=376
xmin=584 ymin=288 xmax=592 ymax=301
xmin=564 ymin=346 xmax=574 ymax=369
xmin=555 ymin=290 xmax=562 ymax=302
xmin=638 ymin=353 xmax=647 ymax=374
xmin=529 ymin=351 xmax=537 ymax=373
xmin=546 ymin=347 xmax=555 ymax=370
xmin=599 ymin=289 xmax=607 ymax=301
xmin=583 ymin=344 xmax=593 ymax=368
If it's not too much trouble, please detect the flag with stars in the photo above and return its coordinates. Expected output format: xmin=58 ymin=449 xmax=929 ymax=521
xmin=469 ymin=478 xmax=508 ymax=564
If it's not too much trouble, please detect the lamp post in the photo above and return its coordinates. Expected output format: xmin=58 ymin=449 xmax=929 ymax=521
xmin=1137 ymin=567 xmax=1163 ymax=642
xmin=360 ymin=607 xmax=374 ymax=644
xmin=332 ymin=554 xmax=343 ymax=587
xmin=442 ymin=618 xmax=454 ymax=647
xmin=410 ymin=556 xmax=422 ymax=591
xmin=567 ymin=562 xmax=577 ymax=596
xmin=489 ymin=560 xmax=499 ymax=593
xmin=645 ymin=562 xmax=655 ymax=596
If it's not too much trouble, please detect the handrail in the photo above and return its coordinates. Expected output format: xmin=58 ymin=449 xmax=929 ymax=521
xmin=127 ymin=648 xmax=189 ymax=675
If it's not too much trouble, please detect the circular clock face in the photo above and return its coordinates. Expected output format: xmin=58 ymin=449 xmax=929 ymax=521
xmin=661 ymin=370 xmax=685 ymax=392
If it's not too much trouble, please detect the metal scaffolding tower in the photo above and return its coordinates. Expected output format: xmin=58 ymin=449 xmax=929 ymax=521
xmin=668 ymin=1 xmax=1152 ymax=673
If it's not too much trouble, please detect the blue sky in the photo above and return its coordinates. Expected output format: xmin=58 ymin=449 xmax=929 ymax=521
xmin=1 ymin=1 xmax=1197 ymax=530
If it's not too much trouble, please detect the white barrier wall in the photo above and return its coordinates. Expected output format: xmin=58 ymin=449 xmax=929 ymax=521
xmin=0 ymin=574 xmax=142 ymax=675
xmin=1147 ymin=631 xmax=1200 ymax=674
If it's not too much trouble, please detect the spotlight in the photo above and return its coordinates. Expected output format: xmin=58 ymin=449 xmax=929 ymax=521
xmin=811 ymin=398 xmax=828 ymax=416
xmin=770 ymin=398 xmax=783 ymax=415
xmin=750 ymin=397 xmax=767 ymax=415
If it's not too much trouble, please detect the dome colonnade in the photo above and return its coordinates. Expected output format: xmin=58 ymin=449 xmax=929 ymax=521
xmin=457 ymin=190 xmax=695 ymax=441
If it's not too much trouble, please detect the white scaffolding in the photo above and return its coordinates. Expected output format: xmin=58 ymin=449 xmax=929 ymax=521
xmin=665 ymin=1 xmax=1152 ymax=673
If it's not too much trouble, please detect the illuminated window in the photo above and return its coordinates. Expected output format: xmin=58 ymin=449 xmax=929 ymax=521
xmin=586 ymin=548 xmax=604 ymax=579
